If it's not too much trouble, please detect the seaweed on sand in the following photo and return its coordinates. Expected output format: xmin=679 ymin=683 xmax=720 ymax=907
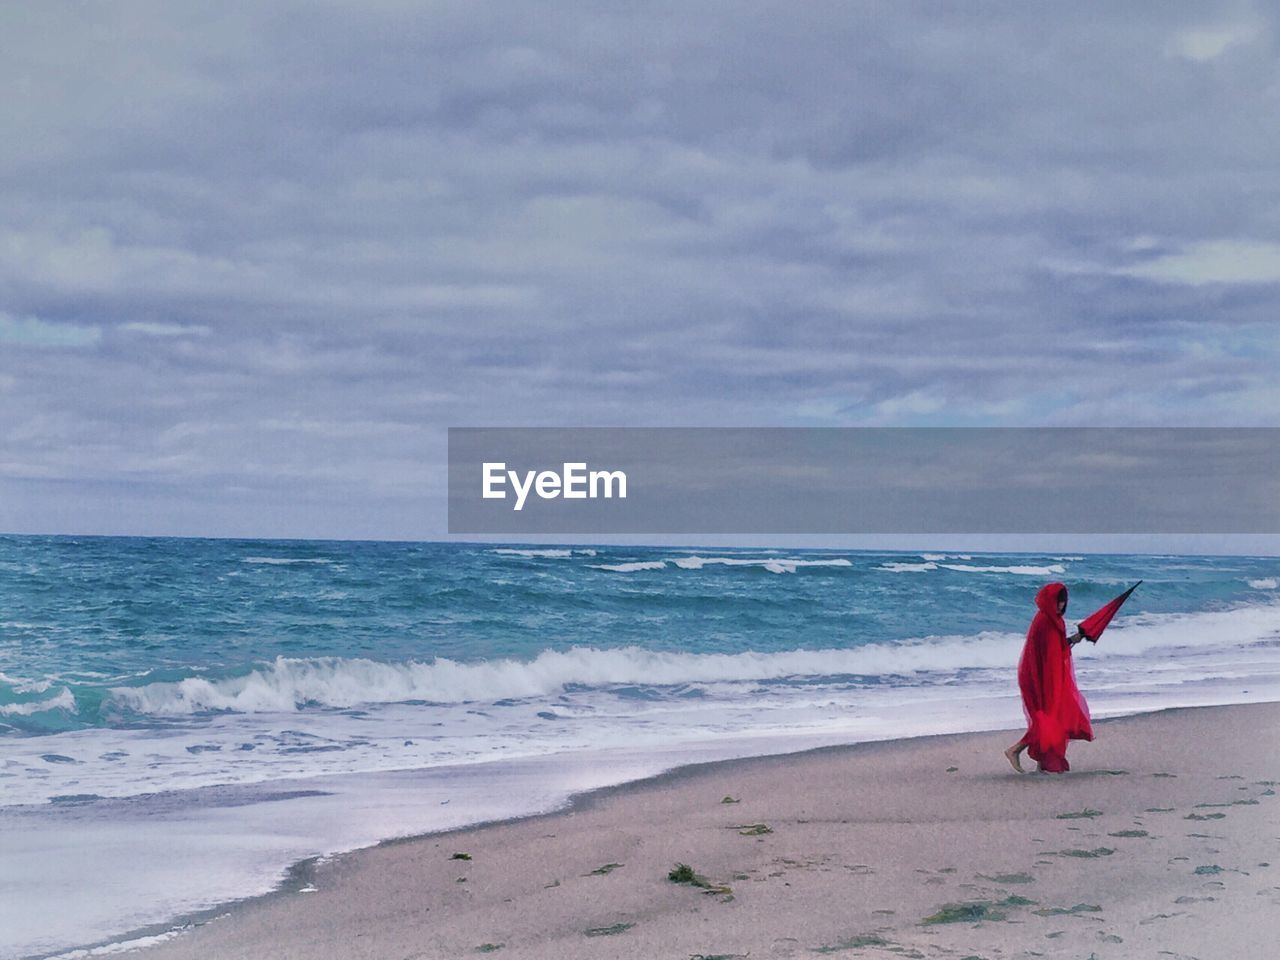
xmin=668 ymin=863 xmax=733 ymax=896
xmin=978 ymin=872 xmax=1035 ymax=884
xmin=1032 ymin=903 xmax=1102 ymax=917
xmin=812 ymin=934 xmax=890 ymax=952
xmin=584 ymin=922 xmax=634 ymax=937
xmin=1055 ymin=808 xmax=1103 ymax=819
xmin=922 ymin=900 xmax=1013 ymax=925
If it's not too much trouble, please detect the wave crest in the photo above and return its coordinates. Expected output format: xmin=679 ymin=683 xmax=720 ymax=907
xmin=0 ymin=687 xmax=78 ymax=717
xmin=878 ymin=561 xmax=1066 ymax=576
xmin=492 ymin=548 xmax=597 ymax=558
xmin=99 ymin=599 xmax=1280 ymax=717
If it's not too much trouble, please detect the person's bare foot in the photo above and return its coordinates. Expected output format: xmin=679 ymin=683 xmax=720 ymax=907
xmin=1004 ymin=745 xmax=1025 ymax=773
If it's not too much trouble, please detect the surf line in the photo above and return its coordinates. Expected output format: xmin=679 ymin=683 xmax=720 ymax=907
xmin=482 ymin=462 xmax=627 ymax=511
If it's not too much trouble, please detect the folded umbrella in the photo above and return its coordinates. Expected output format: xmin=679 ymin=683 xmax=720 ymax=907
xmin=1078 ymin=581 xmax=1142 ymax=643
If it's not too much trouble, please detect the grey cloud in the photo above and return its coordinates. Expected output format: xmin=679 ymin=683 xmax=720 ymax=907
xmin=1 ymin=1 xmax=1278 ymax=538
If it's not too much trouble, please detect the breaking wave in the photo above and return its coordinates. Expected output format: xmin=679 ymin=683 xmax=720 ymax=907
xmin=101 ymin=601 xmax=1280 ymax=717
xmin=878 ymin=561 xmax=1066 ymax=576
xmin=0 ymin=687 xmax=78 ymax=717
xmin=492 ymin=548 xmax=598 ymax=558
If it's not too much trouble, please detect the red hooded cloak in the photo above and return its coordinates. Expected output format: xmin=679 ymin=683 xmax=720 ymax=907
xmin=1017 ymin=582 xmax=1093 ymax=772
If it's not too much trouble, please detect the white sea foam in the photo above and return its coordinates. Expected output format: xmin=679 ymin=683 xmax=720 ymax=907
xmin=5 ymin=675 xmax=56 ymax=694
xmin=593 ymin=556 xmax=851 ymax=574
xmin=102 ymin=600 xmax=1280 ymax=717
xmin=671 ymin=556 xmax=853 ymax=574
xmin=879 ymin=560 xmax=1066 ymax=576
xmin=939 ymin=563 xmax=1066 ymax=576
xmin=240 ymin=557 xmax=334 ymax=565
xmin=47 ymin=929 xmax=183 ymax=958
xmin=103 ymin=642 xmax=1006 ymax=716
xmin=1248 ymin=578 xmax=1278 ymax=589
xmin=0 ymin=687 xmax=77 ymax=716
xmin=921 ymin=553 xmax=973 ymax=561
xmin=492 ymin=548 xmax=598 ymax=558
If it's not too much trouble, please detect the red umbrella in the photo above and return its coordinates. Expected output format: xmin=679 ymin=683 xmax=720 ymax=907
xmin=1078 ymin=581 xmax=1142 ymax=644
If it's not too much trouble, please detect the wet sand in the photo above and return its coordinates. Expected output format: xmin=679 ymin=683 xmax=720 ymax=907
xmin=132 ymin=701 xmax=1280 ymax=959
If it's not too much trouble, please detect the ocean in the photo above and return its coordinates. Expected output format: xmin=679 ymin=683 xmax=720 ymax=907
xmin=3 ymin=536 xmax=1280 ymax=957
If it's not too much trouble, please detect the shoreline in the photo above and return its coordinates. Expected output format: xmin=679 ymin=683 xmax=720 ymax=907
xmin=52 ymin=699 xmax=1280 ymax=959
xmin=35 ymin=725 xmax=1025 ymax=960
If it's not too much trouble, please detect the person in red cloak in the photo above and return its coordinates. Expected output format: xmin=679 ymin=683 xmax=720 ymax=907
xmin=1004 ymin=582 xmax=1094 ymax=773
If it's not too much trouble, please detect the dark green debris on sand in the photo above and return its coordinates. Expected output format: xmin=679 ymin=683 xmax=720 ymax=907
xmin=584 ymin=922 xmax=635 ymax=937
xmin=978 ymin=872 xmax=1034 ymax=884
xmin=922 ymin=895 xmax=1034 ymax=925
xmin=668 ymin=863 xmax=733 ymax=896
xmin=669 ymin=863 xmax=698 ymax=883
xmin=1032 ymin=903 xmax=1103 ymax=917
xmin=812 ymin=934 xmax=890 ymax=953
xmin=923 ymin=902 xmax=1005 ymax=924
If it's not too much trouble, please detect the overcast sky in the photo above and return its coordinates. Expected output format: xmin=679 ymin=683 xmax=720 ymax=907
xmin=2 ymin=2 xmax=1279 ymax=546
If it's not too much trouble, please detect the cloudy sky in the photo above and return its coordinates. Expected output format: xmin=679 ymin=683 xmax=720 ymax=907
xmin=2 ymin=2 xmax=1279 ymax=543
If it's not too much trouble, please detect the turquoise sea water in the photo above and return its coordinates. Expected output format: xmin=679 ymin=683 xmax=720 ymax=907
xmin=3 ymin=536 xmax=1280 ymax=957
xmin=4 ymin=537 xmax=1277 ymax=734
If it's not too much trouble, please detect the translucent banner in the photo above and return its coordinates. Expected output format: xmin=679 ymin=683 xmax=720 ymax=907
xmin=448 ymin=428 xmax=1280 ymax=534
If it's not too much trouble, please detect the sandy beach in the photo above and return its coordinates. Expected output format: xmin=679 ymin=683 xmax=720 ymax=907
xmin=122 ymin=701 xmax=1280 ymax=960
